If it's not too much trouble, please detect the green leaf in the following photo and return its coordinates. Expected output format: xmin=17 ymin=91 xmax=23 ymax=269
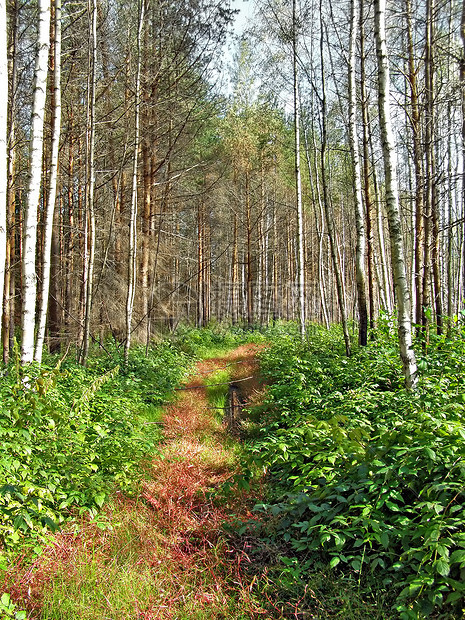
xmin=424 ymin=447 xmax=436 ymax=461
xmin=94 ymin=492 xmax=105 ymax=508
xmin=450 ymin=550 xmax=465 ymax=564
xmin=446 ymin=591 xmax=463 ymax=604
xmin=329 ymin=556 xmax=340 ymax=568
xmin=351 ymin=559 xmax=361 ymax=571
xmin=434 ymin=558 xmax=450 ymax=577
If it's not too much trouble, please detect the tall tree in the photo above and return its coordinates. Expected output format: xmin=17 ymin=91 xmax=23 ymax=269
xmin=0 ymin=0 xmax=7 ymax=346
xmin=35 ymin=0 xmax=62 ymax=363
xmin=319 ymin=0 xmax=351 ymax=356
xmin=79 ymin=0 xmax=97 ymax=366
xmin=124 ymin=0 xmax=145 ymax=361
xmin=292 ymin=0 xmax=306 ymax=339
xmin=374 ymin=0 xmax=417 ymax=389
xmin=21 ymin=0 xmax=51 ymax=364
xmin=348 ymin=0 xmax=368 ymax=345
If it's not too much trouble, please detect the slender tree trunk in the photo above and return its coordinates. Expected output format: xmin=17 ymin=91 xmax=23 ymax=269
xmin=245 ymin=171 xmax=253 ymax=326
xmin=231 ymin=212 xmax=239 ymax=324
xmin=197 ymin=197 xmax=204 ymax=327
xmin=35 ymin=0 xmax=61 ymax=362
xmin=319 ymin=1 xmax=351 ymax=356
xmin=374 ymin=0 xmax=417 ymax=389
xmin=293 ymin=0 xmax=306 ymax=339
xmin=0 ymin=0 xmax=7 ymax=353
xmin=348 ymin=0 xmax=368 ymax=345
xmin=304 ymin=120 xmax=330 ymax=329
xmin=359 ymin=0 xmax=375 ymax=329
xmin=2 ymin=0 xmax=18 ymax=363
xmin=405 ymin=0 xmax=425 ymax=328
xmin=424 ymin=0 xmax=442 ymax=334
xmin=48 ymin=204 xmax=61 ymax=353
xmin=79 ymin=0 xmax=97 ymax=366
xmin=124 ymin=0 xmax=144 ymax=361
xmin=21 ymin=0 xmax=51 ymax=364
xmin=461 ymin=0 xmax=465 ymax=305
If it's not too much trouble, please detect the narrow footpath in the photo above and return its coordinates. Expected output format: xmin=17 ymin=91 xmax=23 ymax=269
xmin=13 ymin=344 xmax=277 ymax=620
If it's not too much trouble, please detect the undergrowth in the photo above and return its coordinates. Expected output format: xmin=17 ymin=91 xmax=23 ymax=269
xmin=20 ymin=341 xmax=270 ymax=620
xmin=241 ymin=320 xmax=465 ymax=619
xmin=171 ymin=323 xmax=268 ymax=358
xmin=0 ymin=341 xmax=190 ymax=566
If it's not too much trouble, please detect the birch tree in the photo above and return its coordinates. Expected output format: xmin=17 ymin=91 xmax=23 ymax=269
xmin=21 ymin=0 xmax=51 ymax=364
xmin=79 ymin=0 xmax=97 ymax=366
xmin=125 ymin=0 xmax=144 ymax=361
xmin=348 ymin=0 xmax=368 ymax=345
xmin=293 ymin=0 xmax=306 ymax=339
xmin=374 ymin=0 xmax=417 ymax=389
xmin=35 ymin=0 xmax=62 ymax=363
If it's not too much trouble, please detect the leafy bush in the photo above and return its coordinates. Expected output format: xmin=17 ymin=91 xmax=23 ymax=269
xmin=0 ymin=342 xmax=190 ymax=554
xmin=171 ymin=323 xmax=266 ymax=358
xmin=248 ymin=323 xmax=465 ymax=618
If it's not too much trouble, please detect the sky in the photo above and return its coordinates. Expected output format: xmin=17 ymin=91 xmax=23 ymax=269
xmin=230 ymin=0 xmax=256 ymax=36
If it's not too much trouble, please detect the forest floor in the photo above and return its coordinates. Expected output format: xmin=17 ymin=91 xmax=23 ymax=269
xmin=7 ymin=343 xmax=286 ymax=620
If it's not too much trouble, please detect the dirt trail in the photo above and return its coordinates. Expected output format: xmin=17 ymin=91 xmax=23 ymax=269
xmin=11 ymin=344 xmax=274 ymax=620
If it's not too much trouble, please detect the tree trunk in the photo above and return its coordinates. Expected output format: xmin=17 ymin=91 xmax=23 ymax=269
xmin=405 ymin=0 xmax=425 ymax=328
xmin=2 ymin=0 xmax=18 ymax=363
xmin=424 ymin=0 xmax=442 ymax=334
xmin=0 ymin=0 xmax=7 ymax=355
xmin=319 ymin=1 xmax=351 ymax=356
xmin=35 ymin=0 xmax=62 ymax=362
xmin=124 ymin=0 xmax=144 ymax=361
xmin=231 ymin=212 xmax=239 ymax=324
xmin=293 ymin=0 xmax=306 ymax=339
xmin=79 ymin=0 xmax=97 ymax=366
xmin=348 ymin=0 xmax=368 ymax=345
xmin=461 ymin=0 xmax=465 ymax=307
xmin=21 ymin=0 xmax=51 ymax=364
xmin=360 ymin=0 xmax=375 ymax=328
xmin=245 ymin=170 xmax=253 ymax=326
xmin=374 ymin=0 xmax=417 ymax=389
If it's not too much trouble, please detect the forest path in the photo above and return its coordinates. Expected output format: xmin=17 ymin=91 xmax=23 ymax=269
xmin=18 ymin=343 xmax=276 ymax=620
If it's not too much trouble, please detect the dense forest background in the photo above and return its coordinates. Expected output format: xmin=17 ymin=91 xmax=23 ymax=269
xmin=0 ymin=0 xmax=464 ymax=375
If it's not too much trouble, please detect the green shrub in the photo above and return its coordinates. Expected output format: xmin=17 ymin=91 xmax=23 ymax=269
xmin=248 ymin=322 xmax=465 ymax=618
xmin=0 ymin=342 xmax=190 ymax=554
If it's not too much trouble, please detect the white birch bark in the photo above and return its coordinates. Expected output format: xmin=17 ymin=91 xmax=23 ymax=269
xmin=34 ymin=0 xmax=61 ymax=363
xmin=21 ymin=0 xmax=51 ymax=364
xmin=124 ymin=1 xmax=144 ymax=360
xmin=374 ymin=0 xmax=418 ymax=389
xmin=0 ymin=0 xmax=7 ymax=340
xmin=79 ymin=0 xmax=97 ymax=366
xmin=348 ymin=0 xmax=368 ymax=345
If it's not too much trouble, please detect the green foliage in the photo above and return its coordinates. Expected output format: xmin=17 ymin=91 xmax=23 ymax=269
xmin=0 ymin=593 xmax=26 ymax=620
xmin=171 ymin=323 xmax=266 ymax=358
xmin=247 ymin=322 xmax=465 ymax=618
xmin=0 ymin=342 xmax=190 ymax=555
xmin=204 ymin=370 xmax=230 ymax=411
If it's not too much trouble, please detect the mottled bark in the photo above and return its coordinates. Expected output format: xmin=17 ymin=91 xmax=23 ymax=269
xmin=21 ymin=0 xmax=51 ymax=363
xmin=374 ymin=0 xmax=417 ymax=389
xmin=348 ymin=0 xmax=368 ymax=345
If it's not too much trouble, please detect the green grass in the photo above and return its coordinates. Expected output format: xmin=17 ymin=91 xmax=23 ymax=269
xmin=204 ymin=370 xmax=230 ymax=411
